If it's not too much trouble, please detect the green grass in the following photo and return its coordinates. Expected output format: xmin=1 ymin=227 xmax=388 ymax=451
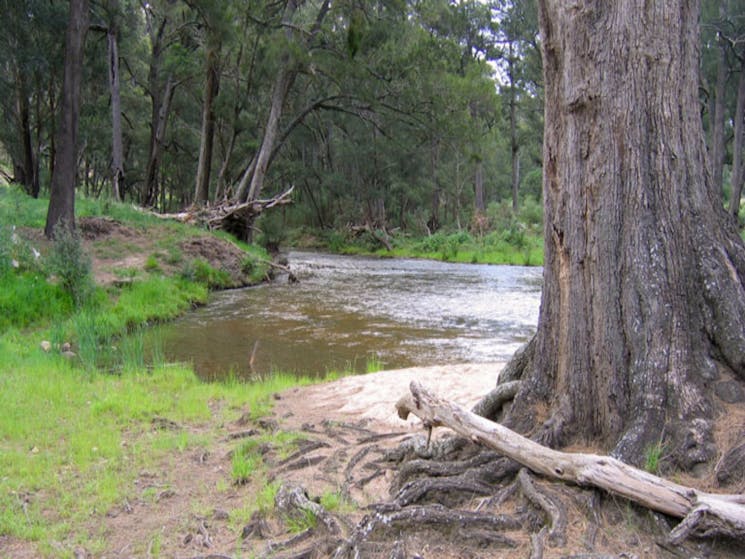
xmin=644 ymin=441 xmax=667 ymax=474
xmin=0 ymin=185 xmax=319 ymax=554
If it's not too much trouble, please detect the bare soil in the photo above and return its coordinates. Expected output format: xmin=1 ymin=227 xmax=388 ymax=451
xmin=5 ymin=221 xmax=745 ymax=558
xmin=7 ymin=362 xmax=742 ymax=558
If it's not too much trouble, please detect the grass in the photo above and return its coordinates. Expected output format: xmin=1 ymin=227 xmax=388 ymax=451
xmin=644 ymin=441 xmax=667 ymax=474
xmin=0 ymin=185 xmax=327 ymax=555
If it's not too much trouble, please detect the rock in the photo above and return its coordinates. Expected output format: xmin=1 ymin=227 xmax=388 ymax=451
xmin=61 ymin=351 xmax=77 ymax=359
xmin=714 ymin=380 xmax=745 ymax=403
xmin=40 ymin=341 xmax=52 ymax=352
xmin=61 ymin=342 xmax=72 ymax=352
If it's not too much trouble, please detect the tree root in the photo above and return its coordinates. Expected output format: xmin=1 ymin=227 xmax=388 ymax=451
xmin=517 ymin=468 xmax=567 ymax=547
xmin=275 ymin=484 xmax=342 ymax=536
xmin=332 ymin=504 xmax=522 ymax=558
xmin=472 ymin=380 xmax=522 ymax=420
xmin=397 ymin=381 xmax=745 ymax=543
xmin=393 ymin=475 xmax=495 ymax=507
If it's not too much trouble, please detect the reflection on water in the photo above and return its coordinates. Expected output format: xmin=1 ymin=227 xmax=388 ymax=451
xmin=154 ymin=251 xmax=542 ymax=380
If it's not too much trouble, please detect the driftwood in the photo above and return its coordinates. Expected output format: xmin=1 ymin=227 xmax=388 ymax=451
xmin=396 ymin=381 xmax=745 ymax=543
xmin=140 ymin=186 xmax=295 ymax=237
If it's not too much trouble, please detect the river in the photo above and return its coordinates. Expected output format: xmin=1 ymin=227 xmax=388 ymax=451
xmin=154 ymin=251 xmax=542 ymax=380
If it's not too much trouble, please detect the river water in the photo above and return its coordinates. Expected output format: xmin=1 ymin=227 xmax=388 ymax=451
xmin=155 ymin=251 xmax=542 ymax=380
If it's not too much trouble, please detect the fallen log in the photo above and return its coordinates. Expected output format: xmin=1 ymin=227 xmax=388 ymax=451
xmin=396 ymin=381 xmax=745 ymax=542
xmin=137 ymin=186 xmax=295 ymax=240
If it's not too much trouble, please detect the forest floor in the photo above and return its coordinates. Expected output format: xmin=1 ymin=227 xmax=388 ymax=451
xmin=5 ymin=361 xmax=741 ymax=558
xmin=2 ymin=206 xmax=744 ymax=558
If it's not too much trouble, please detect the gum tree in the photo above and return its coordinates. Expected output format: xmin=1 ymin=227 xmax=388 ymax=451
xmin=502 ymin=0 xmax=745 ymax=472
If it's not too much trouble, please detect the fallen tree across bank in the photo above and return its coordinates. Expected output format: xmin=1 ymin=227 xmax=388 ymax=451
xmin=141 ymin=186 xmax=295 ymax=241
xmin=395 ymin=381 xmax=745 ymax=544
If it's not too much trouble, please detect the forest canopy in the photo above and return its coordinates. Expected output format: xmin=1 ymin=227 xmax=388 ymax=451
xmin=0 ymin=0 xmax=743 ymax=237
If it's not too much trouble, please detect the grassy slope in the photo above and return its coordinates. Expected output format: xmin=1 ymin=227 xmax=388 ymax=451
xmin=0 ymin=186 xmax=307 ymax=556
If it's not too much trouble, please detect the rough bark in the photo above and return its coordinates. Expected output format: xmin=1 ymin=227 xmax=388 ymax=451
xmin=107 ymin=18 xmax=123 ymax=201
xmin=45 ymin=0 xmax=89 ymax=238
xmin=397 ymin=382 xmax=745 ymax=541
xmin=194 ymin=40 xmax=221 ymax=205
xmin=729 ymin=65 xmax=745 ymax=219
xmin=504 ymin=0 xmax=745 ymax=470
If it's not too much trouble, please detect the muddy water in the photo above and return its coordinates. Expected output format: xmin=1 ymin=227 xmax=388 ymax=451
xmin=155 ymin=252 xmax=542 ymax=380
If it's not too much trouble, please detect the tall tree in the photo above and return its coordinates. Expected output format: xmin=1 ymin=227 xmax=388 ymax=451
xmin=45 ymin=0 xmax=90 ymax=237
xmin=103 ymin=0 xmax=124 ymax=201
xmin=504 ymin=0 xmax=745 ymax=471
xmin=192 ymin=0 xmax=228 ymax=206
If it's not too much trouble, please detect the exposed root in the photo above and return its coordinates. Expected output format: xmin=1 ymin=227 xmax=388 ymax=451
xmin=393 ymin=476 xmax=495 ymax=507
xmin=393 ymin=449 xmax=502 ymax=489
xmin=275 ymin=484 xmax=342 ymax=536
xmin=333 ymin=504 xmax=522 ymax=558
xmin=472 ymin=380 xmax=522 ymax=420
xmin=517 ymin=468 xmax=567 ymax=546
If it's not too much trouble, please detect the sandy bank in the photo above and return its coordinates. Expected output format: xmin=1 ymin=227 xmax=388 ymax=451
xmin=280 ymin=362 xmax=504 ymax=428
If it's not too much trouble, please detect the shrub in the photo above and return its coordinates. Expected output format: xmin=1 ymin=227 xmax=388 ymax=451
xmin=46 ymin=223 xmax=94 ymax=308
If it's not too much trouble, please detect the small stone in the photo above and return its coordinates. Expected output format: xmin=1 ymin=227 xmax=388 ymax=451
xmin=61 ymin=342 xmax=72 ymax=352
xmin=61 ymin=351 xmax=77 ymax=359
xmin=40 ymin=341 xmax=52 ymax=352
xmin=714 ymin=380 xmax=745 ymax=403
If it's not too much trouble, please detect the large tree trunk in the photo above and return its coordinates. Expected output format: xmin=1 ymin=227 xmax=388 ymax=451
xmin=45 ymin=0 xmax=89 ymax=238
xmin=243 ymin=66 xmax=296 ymax=203
xmin=729 ymin=66 xmax=745 ymax=219
xmin=505 ymin=0 xmax=745 ymax=471
xmin=194 ymin=40 xmax=221 ymax=205
xmin=107 ymin=17 xmax=123 ymax=201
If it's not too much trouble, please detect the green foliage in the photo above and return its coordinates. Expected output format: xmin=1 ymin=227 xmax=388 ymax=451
xmin=411 ymin=231 xmax=473 ymax=261
xmin=366 ymin=353 xmax=384 ymax=373
xmin=284 ymin=507 xmax=318 ymax=533
xmin=320 ymin=489 xmax=355 ymax=514
xmin=0 ymin=273 xmax=71 ymax=331
xmin=46 ymin=223 xmax=94 ymax=308
xmin=144 ymin=254 xmax=162 ymax=273
xmin=181 ymin=258 xmax=231 ymax=289
xmin=644 ymin=441 xmax=667 ymax=474
xmin=256 ymin=212 xmax=287 ymax=252
xmin=232 ymin=441 xmax=261 ymax=485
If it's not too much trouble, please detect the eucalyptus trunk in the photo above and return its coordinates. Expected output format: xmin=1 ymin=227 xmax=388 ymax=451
xmin=108 ymin=21 xmax=123 ymax=201
xmin=506 ymin=0 xmax=745 ymax=471
xmin=194 ymin=40 xmax=220 ymax=205
xmin=45 ymin=0 xmax=89 ymax=237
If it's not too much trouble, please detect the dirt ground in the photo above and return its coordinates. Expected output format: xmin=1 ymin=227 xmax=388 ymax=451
xmin=5 ymin=220 xmax=745 ymax=558
xmin=7 ymin=362 xmax=741 ymax=559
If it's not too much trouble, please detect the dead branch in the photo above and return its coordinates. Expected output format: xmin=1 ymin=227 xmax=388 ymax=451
xmin=136 ymin=186 xmax=295 ymax=233
xmin=396 ymin=381 xmax=745 ymax=542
